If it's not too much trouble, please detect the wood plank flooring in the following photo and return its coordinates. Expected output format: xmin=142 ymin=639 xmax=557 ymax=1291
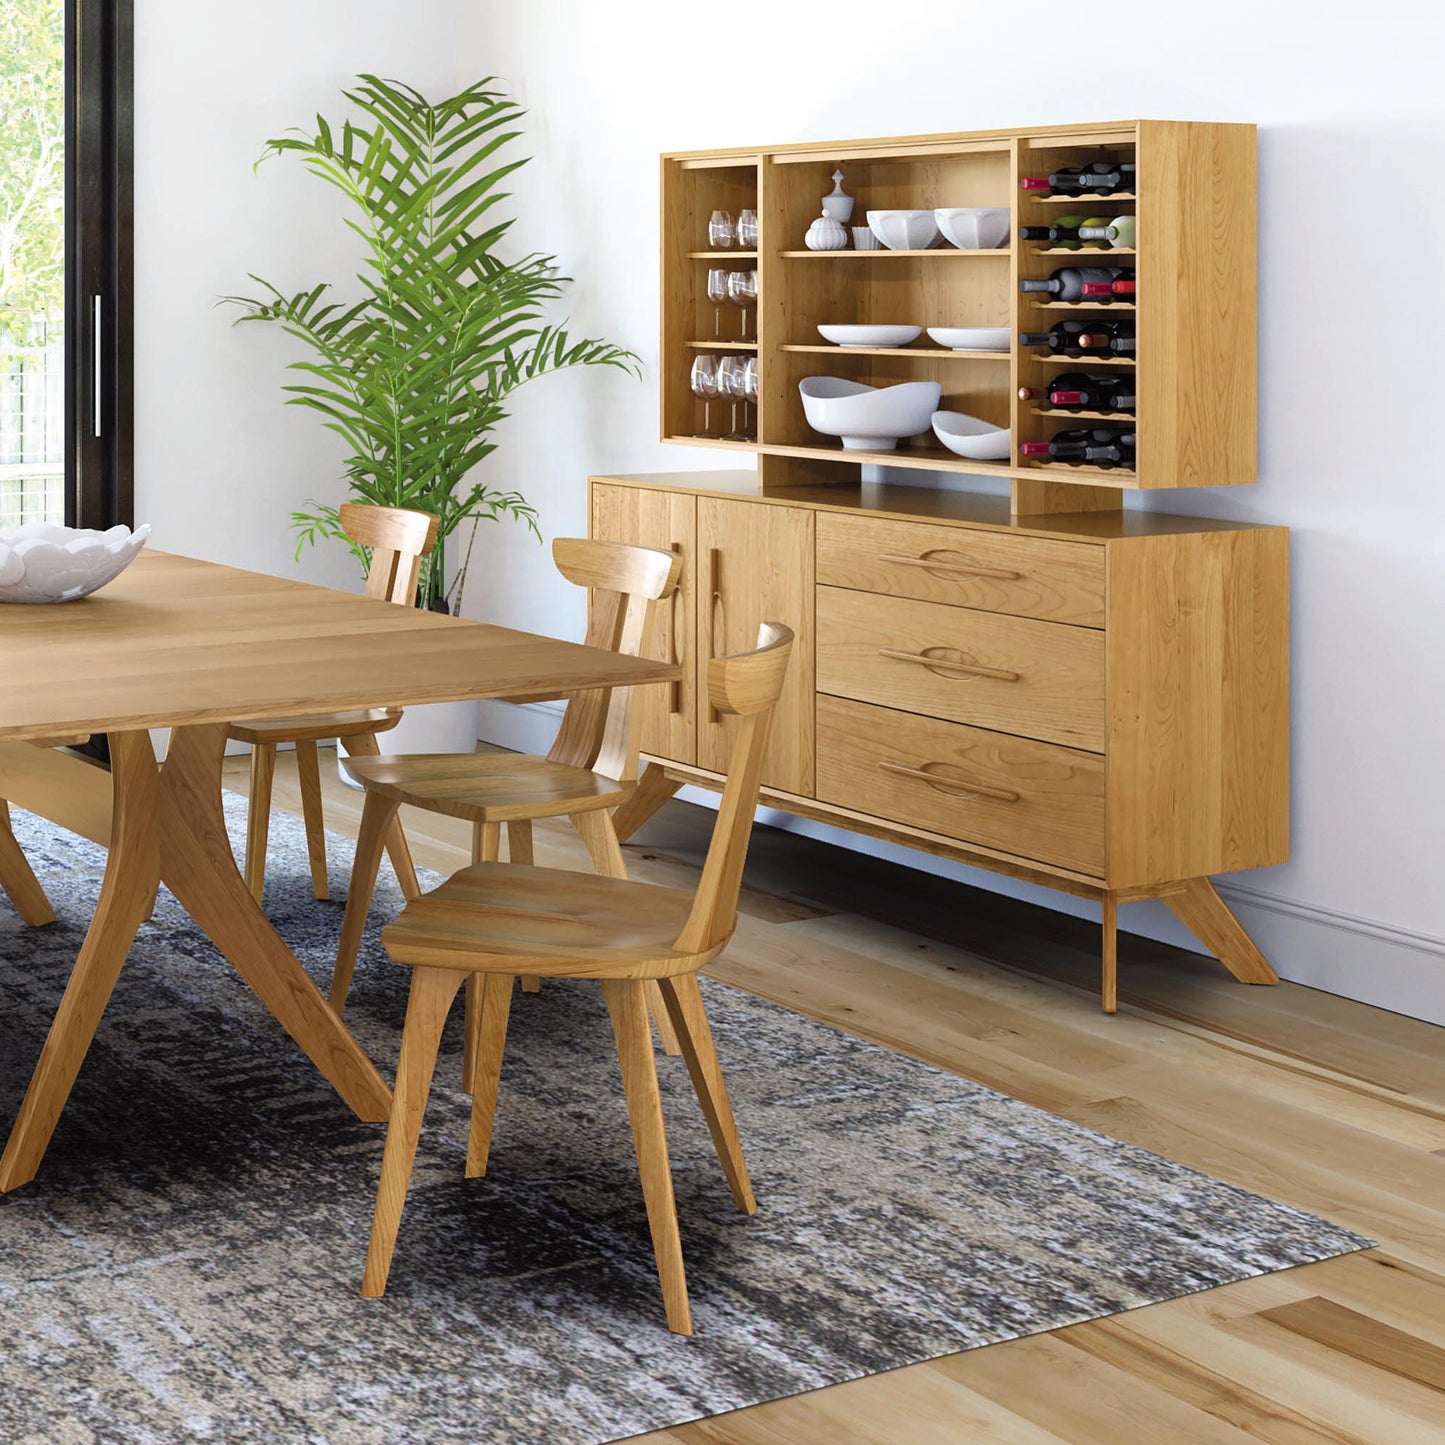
xmin=227 ymin=749 xmax=1445 ymax=1445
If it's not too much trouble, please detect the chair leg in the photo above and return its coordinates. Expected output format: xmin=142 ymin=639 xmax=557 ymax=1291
xmin=463 ymin=822 xmax=502 ymax=1085
xmin=244 ymin=743 xmax=276 ymax=903
xmin=602 ymin=978 xmax=692 ymax=1336
xmin=574 ymin=810 xmax=682 ymax=1058
xmin=331 ymin=790 xmax=403 ymax=1012
xmin=465 ymin=974 xmax=515 ymax=1176
xmin=342 ymin=732 xmax=421 ymax=902
xmin=504 ymin=820 xmax=543 ymax=994
xmin=294 ymin=739 xmax=329 ymax=901
xmin=0 ymin=799 xmax=56 ymax=927
xmin=362 ymin=965 xmax=465 ymax=1298
xmin=659 ymin=975 xmax=756 ymax=1214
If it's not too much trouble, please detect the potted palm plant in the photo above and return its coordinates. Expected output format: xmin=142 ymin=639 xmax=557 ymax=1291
xmin=227 ymin=75 xmax=637 ymax=753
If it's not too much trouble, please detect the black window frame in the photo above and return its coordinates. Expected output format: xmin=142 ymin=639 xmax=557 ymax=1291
xmin=64 ymin=0 xmax=132 ymax=529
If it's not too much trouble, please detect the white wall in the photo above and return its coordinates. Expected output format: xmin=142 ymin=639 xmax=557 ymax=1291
xmin=450 ymin=0 xmax=1445 ymax=1022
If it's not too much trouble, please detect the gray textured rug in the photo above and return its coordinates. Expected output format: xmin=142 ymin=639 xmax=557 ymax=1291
xmin=0 ymin=799 xmax=1369 ymax=1445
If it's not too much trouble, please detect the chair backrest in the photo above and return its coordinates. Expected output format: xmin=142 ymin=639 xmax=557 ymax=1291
xmin=673 ymin=623 xmax=793 ymax=957
xmin=546 ymin=537 xmax=683 ymax=779
xmin=340 ymin=504 xmax=441 ymax=607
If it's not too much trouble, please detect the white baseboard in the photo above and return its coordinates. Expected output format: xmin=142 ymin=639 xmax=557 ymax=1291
xmin=480 ymin=702 xmax=1445 ymax=1028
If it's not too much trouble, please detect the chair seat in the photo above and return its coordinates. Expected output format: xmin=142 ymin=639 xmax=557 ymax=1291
xmin=380 ymin=862 xmax=709 ymax=978
xmin=342 ymin=750 xmax=631 ymax=823
xmin=227 ymin=708 xmax=400 ymax=746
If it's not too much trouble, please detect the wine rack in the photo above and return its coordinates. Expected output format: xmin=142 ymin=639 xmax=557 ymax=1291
xmin=660 ymin=121 xmax=1256 ymax=503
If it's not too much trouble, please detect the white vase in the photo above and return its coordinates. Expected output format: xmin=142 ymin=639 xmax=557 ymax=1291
xmin=335 ymin=698 xmax=480 ymax=789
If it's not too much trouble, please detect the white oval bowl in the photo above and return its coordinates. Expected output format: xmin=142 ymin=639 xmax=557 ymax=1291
xmin=0 ymin=522 xmax=152 ymax=604
xmin=931 ymin=412 xmax=1011 ymax=462
xmin=926 ymin=326 xmax=1011 ymax=352
xmin=817 ymin=324 xmax=922 ymax=349
xmin=866 ymin=209 xmax=941 ymax=252
xmin=934 ymin=207 xmax=1011 ymax=250
xmin=799 ymin=377 xmax=942 ymax=451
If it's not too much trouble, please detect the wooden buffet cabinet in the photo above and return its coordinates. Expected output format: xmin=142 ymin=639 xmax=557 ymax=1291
xmin=592 ymin=120 xmax=1287 ymax=1011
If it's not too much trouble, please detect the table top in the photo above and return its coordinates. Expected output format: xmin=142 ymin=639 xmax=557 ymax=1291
xmin=0 ymin=551 xmax=681 ymax=742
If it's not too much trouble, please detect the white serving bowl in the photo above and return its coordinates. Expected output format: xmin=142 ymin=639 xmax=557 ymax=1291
xmin=931 ymin=412 xmax=1011 ymax=462
xmin=926 ymin=326 xmax=1011 ymax=352
xmin=799 ymin=377 xmax=942 ymax=451
xmin=0 ymin=522 xmax=151 ymax=604
xmin=817 ymin=324 xmax=922 ymax=349
xmin=866 ymin=209 xmax=941 ymax=252
xmin=934 ymin=207 xmax=1011 ymax=250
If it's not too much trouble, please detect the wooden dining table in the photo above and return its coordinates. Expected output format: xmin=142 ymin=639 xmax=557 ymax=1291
xmin=0 ymin=549 xmax=680 ymax=1193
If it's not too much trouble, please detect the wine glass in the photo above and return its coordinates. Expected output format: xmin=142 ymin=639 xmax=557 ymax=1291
xmin=737 ymin=208 xmax=759 ymax=249
xmin=689 ymin=353 xmax=720 ymax=437
xmin=741 ymin=356 xmax=759 ymax=441
xmin=706 ymin=268 xmax=729 ymax=340
xmin=718 ymin=355 xmax=748 ymax=440
xmin=708 ymin=210 xmax=736 ymax=250
xmin=727 ymin=269 xmax=758 ymax=340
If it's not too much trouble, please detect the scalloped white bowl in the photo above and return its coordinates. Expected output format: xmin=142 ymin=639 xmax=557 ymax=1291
xmin=0 ymin=522 xmax=151 ymax=604
xmin=866 ymin=210 xmax=941 ymax=252
xmin=932 ymin=411 xmax=1011 ymax=462
xmin=934 ymin=207 xmax=1011 ymax=250
xmin=799 ymin=377 xmax=942 ymax=451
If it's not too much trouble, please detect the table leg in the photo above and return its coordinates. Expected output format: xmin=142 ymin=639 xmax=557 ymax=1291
xmin=0 ymin=732 xmax=159 ymax=1192
xmin=0 ymin=797 xmax=56 ymax=927
xmin=158 ymin=723 xmax=391 ymax=1123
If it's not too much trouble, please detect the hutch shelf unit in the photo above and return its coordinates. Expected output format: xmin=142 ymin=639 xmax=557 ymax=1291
xmin=613 ymin=121 xmax=1283 ymax=1013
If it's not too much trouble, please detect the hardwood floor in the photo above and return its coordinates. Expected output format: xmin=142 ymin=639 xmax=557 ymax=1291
xmin=227 ymin=749 xmax=1445 ymax=1445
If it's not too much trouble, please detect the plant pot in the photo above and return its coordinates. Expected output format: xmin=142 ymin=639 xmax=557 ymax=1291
xmin=335 ymin=699 xmax=480 ymax=790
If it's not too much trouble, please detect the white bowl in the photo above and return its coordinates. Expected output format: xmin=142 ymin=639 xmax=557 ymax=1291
xmin=934 ymin=208 xmax=1011 ymax=250
xmin=866 ymin=210 xmax=941 ymax=252
xmin=0 ymin=522 xmax=151 ymax=604
xmin=817 ymin=324 xmax=922 ymax=349
xmin=931 ymin=412 xmax=1011 ymax=462
xmin=926 ymin=326 xmax=1011 ymax=352
xmin=799 ymin=377 xmax=942 ymax=451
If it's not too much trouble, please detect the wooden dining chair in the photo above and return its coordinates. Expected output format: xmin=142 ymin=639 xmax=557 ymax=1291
xmin=230 ymin=503 xmax=438 ymax=906
xmin=0 ymin=799 xmax=55 ymax=927
xmin=359 ymin=623 xmax=792 ymax=1335
xmin=329 ymin=536 xmax=683 ymax=1058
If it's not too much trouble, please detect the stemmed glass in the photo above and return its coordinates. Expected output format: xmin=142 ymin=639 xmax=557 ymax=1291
xmin=737 ymin=208 xmax=759 ymax=249
xmin=706 ymin=268 xmax=729 ymax=340
xmin=727 ymin=269 xmax=758 ymax=340
xmin=708 ymin=210 xmax=736 ymax=249
xmin=741 ymin=356 xmax=759 ymax=441
xmin=690 ymin=354 xmax=720 ymax=437
xmin=718 ymin=355 xmax=748 ymax=440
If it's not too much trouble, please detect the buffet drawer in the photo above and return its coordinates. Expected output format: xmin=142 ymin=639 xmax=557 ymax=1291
xmin=816 ymin=586 xmax=1105 ymax=751
xmin=816 ymin=513 xmax=1106 ymax=628
xmin=816 ymin=696 xmax=1105 ymax=874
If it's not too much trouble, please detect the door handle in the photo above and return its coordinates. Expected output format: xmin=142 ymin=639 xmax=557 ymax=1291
xmin=707 ymin=547 xmax=724 ymax=723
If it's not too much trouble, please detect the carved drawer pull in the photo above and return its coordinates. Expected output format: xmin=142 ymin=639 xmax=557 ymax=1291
xmin=878 ymin=759 xmax=1021 ymax=803
xmin=877 ymin=552 xmax=1021 ymax=582
xmin=668 ymin=542 xmax=685 ymax=716
xmin=877 ymin=647 xmax=1020 ymax=683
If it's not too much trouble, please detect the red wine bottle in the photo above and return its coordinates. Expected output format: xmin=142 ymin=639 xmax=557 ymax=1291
xmin=1020 ymin=161 xmax=1136 ymax=197
xmin=1108 ymin=268 xmax=1136 ymax=297
xmin=1043 ymin=372 xmax=1136 ymax=412
xmin=1084 ymin=432 xmax=1137 ymax=468
xmin=1075 ymin=319 xmax=1136 ymax=354
xmin=1022 ymin=426 xmax=1129 ymax=465
xmin=1019 ymin=320 xmax=1102 ymax=357
xmin=1019 ymin=267 xmax=1118 ymax=302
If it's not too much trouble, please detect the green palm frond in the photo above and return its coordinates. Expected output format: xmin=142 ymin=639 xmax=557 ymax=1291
xmin=224 ymin=75 xmax=639 ymax=611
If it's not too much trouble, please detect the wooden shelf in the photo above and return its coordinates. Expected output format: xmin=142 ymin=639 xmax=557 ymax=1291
xmin=663 ymin=434 xmax=759 ymax=452
xmin=684 ymin=340 xmax=757 ymax=350
xmin=1032 ymin=247 xmax=1136 ymax=256
xmin=1028 ymin=192 xmax=1136 ymax=204
xmin=687 ymin=251 xmax=758 ymax=259
xmin=781 ymin=344 xmax=1010 ymax=360
xmin=1026 ymin=352 xmax=1135 ymax=367
xmin=1028 ymin=301 xmax=1137 ymax=311
xmin=1031 ymin=408 xmax=1136 ymax=421
xmin=761 ymin=441 xmax=1017 ymax=478
xmin=780 ymin=249 xmax=1009 ymax=259
xmin=1022 ymin=462 xmax=1136 ymax=479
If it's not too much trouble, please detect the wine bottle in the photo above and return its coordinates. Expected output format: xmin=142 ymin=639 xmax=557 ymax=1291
xmin=1075 ymin=319 xmax=1136 ymax=354
xmin=1077 ymin=215 xmax=1137 ymax=248
xmin=1019 ymin=320 xmax=1100 ymax=357
xmin=1019 ymin=267 xmax=1118 ymax=302
xmin=1042 ymin=372 xmax=1136 ymax=412
xmin=1019 ymin=426 xmax=1121 ymax=463
xmin=1084 ymin=432 xmax=1137 ymax=468
xmin=1018 ymin=216 xmax=1108 ymax=250
xmin=1107 ymin=268 xmax=1136 ymax=298
xmin=1020 ymin=161 xmax=1136 ymax=197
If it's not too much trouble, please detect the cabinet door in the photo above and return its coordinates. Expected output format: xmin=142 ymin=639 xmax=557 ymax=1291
xmin=590 ymin=482 xmax=697 ymax=766
xmin=697 ymin=496 xmax=814 ymax=795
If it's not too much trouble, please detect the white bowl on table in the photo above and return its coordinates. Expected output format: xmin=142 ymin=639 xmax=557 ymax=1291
xmin=817 ymin=324 xmax=921 ymax=349
xmin=926 ymin=326 xmax=1011 ymax=352
xmin=0 ymin=522 xmax=151 ymax=604
xmin=931 ymin=411 xmax=1011 ymax=462
xmin=934 ymin=207 xmax=1011 ymax=250
xmin=799 ymin=377 xmax=942 ymax=451
xmin=866 ymin=210 xmax=941 ymax=252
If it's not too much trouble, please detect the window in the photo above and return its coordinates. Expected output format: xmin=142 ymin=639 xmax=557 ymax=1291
xmin=0 ymin=0 xmax=130 ymax=531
